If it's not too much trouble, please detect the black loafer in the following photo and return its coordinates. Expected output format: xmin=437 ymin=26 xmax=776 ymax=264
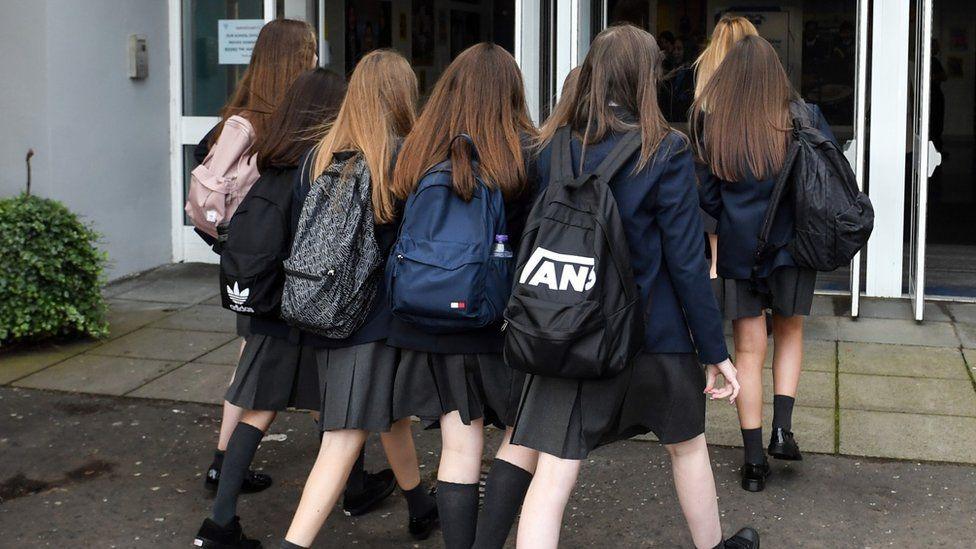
xmin=740 ymin=460 xmax=771 ymax=492
xmin=205 ymin=464 xmax=273 ymax=494
xmin=408 ymin=504 xmax=439 ymax=541
xmin=343 ymin=469 xmax=397 ymax=516
xmin=193 ymin=516 xmax=262 ymax=548
xmin=723 ymin=527 xmax=760 ymax=549
xmin=767 ymin=428 xmax=803 ymax=461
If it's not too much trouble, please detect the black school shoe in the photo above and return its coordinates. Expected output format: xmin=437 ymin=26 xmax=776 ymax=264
xmin=721 ymin=527 xmax=760 ymax=549
xmin=740 ymin=459 xmax=771 ymax=492
xmin=342 ymin=469 xmax=397 ymax=516
xmin=767 ymin=428 xmax=803 ymax=461
xmin=205 ymin=462 xmax=273 ymax=494
xmin=193 ymin=517 xmax=262 ymax=548
xmin=408 ymin=503 xmax=439 ymax=541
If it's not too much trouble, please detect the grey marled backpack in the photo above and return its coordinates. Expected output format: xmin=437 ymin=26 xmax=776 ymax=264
xmin=281 ymin=152 xmax=382 ymax=338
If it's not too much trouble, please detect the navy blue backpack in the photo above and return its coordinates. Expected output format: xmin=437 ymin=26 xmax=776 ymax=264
xmin=386 ymin=135 xmax=511 ymax=333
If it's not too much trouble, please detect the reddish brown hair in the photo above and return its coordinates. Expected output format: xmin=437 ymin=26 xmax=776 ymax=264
xmin=392 ymin=43 xmax=536 ymax=201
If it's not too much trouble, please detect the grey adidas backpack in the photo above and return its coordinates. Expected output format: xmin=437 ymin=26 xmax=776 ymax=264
xmin=281 ymin=153 xmax=382 ymax=338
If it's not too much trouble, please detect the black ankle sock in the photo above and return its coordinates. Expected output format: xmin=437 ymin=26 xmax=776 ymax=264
xmin=211 ymin=449 xmax=225 ymax=469
xmin=741 ymin=427 xmax=764 ymax=465
xmin=403 ymin=482 xmax=436 ymax=518
xmin=436 ymin=481 xmax=480 ymax=549
xmin=472 ymin=460 xmax=532 ymax=549
xmin=772 ymin=394 xmax=796 ymax=432
xmin=212 ymin=423 xmax=264 ymax=526
xmin=280 ymin=541 xmax=307 ymax=549
xmin=344 ymin=448 xmax=367 ymax=496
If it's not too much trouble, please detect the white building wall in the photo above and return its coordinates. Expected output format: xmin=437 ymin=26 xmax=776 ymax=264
xmin=0 ymin=0 xmax=172 ymax=280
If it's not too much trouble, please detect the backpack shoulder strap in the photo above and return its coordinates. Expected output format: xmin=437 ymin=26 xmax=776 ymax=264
xmin=566 ymin=131 xmax=642 ymax=189
xmin=550 ymin=126 xmax=574 ymax=182
xmin=753 ymin=137 xmax=801 ymax=277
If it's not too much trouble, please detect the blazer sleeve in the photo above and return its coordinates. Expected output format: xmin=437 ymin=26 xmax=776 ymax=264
xmin=696 ymin=160 xmax=724 ymax=220
xmin=654 ymin=146 xmax=729 ymax=365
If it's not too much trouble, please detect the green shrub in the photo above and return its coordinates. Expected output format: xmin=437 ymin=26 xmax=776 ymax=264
xmin=0 ymin=193 xmax=108 ymax=346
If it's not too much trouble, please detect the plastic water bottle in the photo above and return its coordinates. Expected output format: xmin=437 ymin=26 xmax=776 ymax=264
xmin=491 ymin=234 xmax=513 ymax=259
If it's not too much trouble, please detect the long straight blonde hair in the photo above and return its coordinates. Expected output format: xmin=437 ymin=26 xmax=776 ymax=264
xmin=693 ymin=15 xmax=759 ymax=99
xmin=311 ymin=50 xmax=417 ymax=224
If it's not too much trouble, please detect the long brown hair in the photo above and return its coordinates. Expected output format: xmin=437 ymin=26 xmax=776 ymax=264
xmin=539 ymin=67 xmax=581 ymax=139
xmin=311 ymin=50 xmax=417 ymax=224
xmin=254 ymin=69 xmax=346 ymax=171
xmin=537 ymin=25 xmax=669 ymax=171
xmin=392 ymin=43 xmax=536 ymax=201
xmin=691 ymin=36 xmax=795 ymax=182
xmin=693 ymin=15 xmax=758 ymax=99
xmin=216 ymin=19 xmax=317 ymax=142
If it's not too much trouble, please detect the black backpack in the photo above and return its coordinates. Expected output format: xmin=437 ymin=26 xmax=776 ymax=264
xmin=755 ymin=102 xmax=874 ymax=277
xmin=503 ymin=127 xmax=644 ymax=379
xmin=218 ymin=173 xmax=293 ymax=317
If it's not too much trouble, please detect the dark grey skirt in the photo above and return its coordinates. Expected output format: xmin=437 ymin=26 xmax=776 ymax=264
xmin=316 ymin=340 xmax=400 ymax=433
xmin=393 ymin=351 xmax=525 ymax=429
xmin=510 ymin=353 xmax=706 ymax=460
xmin=700 ymin=208 xmax=718 ymax=235
xmin=225 ymin=334 xmax=320 ymax=412
xmin=715 ymin=266 xmax=817 ymax=320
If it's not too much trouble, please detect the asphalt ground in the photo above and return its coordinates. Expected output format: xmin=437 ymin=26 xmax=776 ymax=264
xmin=1 ymin=387 xmax=974 ymax=548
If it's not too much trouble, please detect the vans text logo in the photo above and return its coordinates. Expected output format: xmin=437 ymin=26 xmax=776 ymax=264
xmin=226 ymin=282 xmax=254 ymax=313
xmin=519 ymin=247 xmax=596 ymax=292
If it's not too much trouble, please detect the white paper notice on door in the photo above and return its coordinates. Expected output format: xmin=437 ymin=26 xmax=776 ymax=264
xmin=218 ymin=19 xmax=265 ymax=65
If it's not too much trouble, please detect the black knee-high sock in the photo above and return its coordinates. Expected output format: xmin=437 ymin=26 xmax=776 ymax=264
xmin=741 ymin=427 xmax=764 ymax=464
xmin=772 ymin=394 xmax=796 ymax=432
xmin=403 ymin=482 xmax=437 ymax=518
xmin=344 ymin=447 xmax=367 ymax=496
xmin=437 ymin=481 xmax=480 ymax=549
xmin=280 ymin=541 xmax=307 ymax=549
xmin=472 ymin=460 xmax=533 ymax=549
xmin=212 ymin=423 xmax=264 ymax=526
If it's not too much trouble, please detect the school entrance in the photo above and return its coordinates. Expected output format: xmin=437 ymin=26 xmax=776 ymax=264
xmin=168 ymin=0 xmax=976 ymax=319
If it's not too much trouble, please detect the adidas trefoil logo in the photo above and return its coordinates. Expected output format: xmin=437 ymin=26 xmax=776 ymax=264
xmin=226 ymin=281 xmax=254 ymax=313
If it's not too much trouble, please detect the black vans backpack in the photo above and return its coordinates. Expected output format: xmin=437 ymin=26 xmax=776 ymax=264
xmin=281 ymin=153 xmax=382 ymax=338
xmin=503 ymin=127 xmax=644 ymax=379
xmin=755 ymin=102 xmax=874 ymax=277
xmin=218 ymin=173 xmax=293 ymax=317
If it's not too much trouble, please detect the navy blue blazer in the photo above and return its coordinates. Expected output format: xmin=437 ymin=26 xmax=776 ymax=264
xmin=536 ymin=129 xmax=729 ymax=365
xmin=697 ymin=103 xmax=837 ymax=280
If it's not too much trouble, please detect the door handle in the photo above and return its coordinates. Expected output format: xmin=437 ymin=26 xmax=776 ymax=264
xmin=927 ymin=141 xmax=942 ymax=178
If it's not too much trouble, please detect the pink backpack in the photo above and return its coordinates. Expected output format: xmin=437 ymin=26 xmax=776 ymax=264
xmin=185 ymin=115 xmax=260 ymax=239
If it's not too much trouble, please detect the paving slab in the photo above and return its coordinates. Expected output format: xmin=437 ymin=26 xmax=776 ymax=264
xmin=834 ymin=317 xmax=960 ymax=347
xmin=104 ymin=299 xmax=179 ymax=340
xmin=856 ymin=297 xmax=950 ymax=322
xmin=839 ymin=373 xmax=976 ymax=417
xmin=128 ymin=362 xmax=234 ymax=404
xmin=193 ymin=338 xmax=243 ymax=366
xmin=838 ymin=342 xmax=970 ymax=379
xmin=947 ymin=302 xmax=976 ymax=324
xmin=86 ymin=327 xmax=235 ymax=362
xmin=13 ymin=355 xmax=182 ymax=396
xmin=956 ymin=322 xmax=976 ymax=349
xmin=704 ymin=400 xmax=835 ymax=453
xmin=759 ymin=368 xmax=834 ymax=408
xmin=804 ymin=315 xmax=839 ymax=341
xmin=964 ymin=348 xmax=976 ymax=371
xmin=0 ymin=339 xmax=100 ymax=385
xmin=149 ymin=304 xmax=237 ymax=334
xmin=810 ymin=294 xmax=838 ymax=316
xmin=840 ymin=409 xmax=976 ymax=463
xmin=113 ymin=277 xmax=218 ymax=305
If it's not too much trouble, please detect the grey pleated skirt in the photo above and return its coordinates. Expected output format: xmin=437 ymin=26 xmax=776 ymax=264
xmin=510 ymin=353 xmax=706 ymax=460
xmin=316 ymin=340 xmax=400 ymax=433
xmin=225 ymin=334 xmax=320 ymax=411
xmin=393 ymin=351 xmax=525 ymax=429
xmin=700 ymin=208 xmax=718 ymax=234
xmin=715 ymin=266 xmax=817 ymax=320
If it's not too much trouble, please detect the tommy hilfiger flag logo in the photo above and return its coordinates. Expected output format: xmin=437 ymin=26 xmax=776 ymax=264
xmin=450 ymin=301 xmax=467 ymax=310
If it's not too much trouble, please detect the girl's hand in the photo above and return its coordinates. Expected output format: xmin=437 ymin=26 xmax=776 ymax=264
xmin=704 ymin=358 xmax=740 ymax=404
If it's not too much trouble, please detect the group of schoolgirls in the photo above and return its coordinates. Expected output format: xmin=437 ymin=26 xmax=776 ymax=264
xmin=185 ymin=13 xmax=872 ymax=549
